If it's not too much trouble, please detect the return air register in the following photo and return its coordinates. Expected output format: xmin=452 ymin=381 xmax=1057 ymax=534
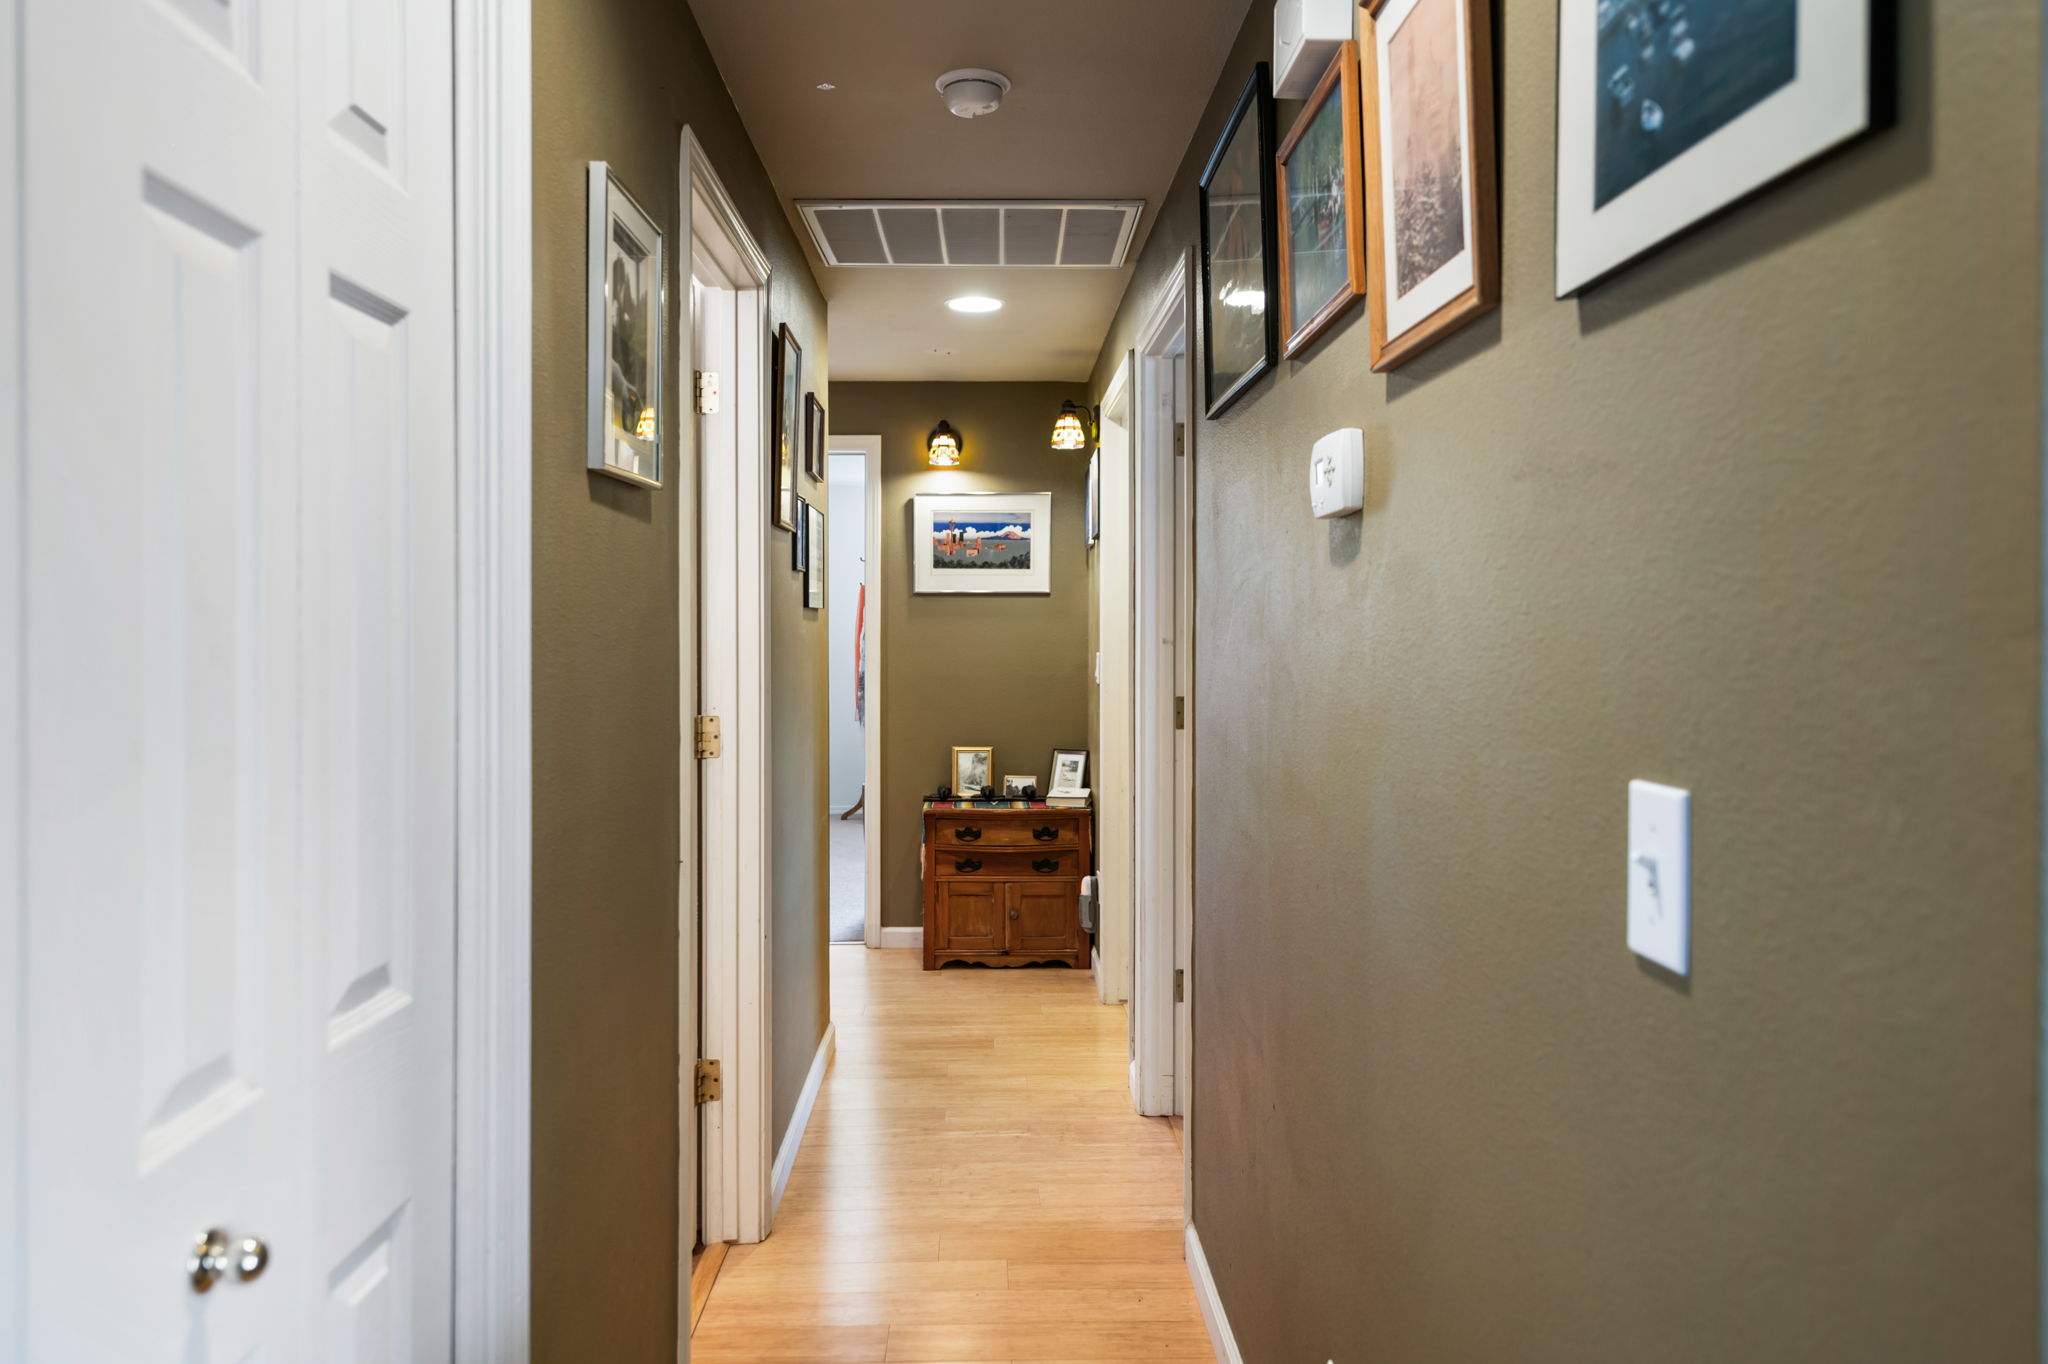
xmin=797 ymin=200 xmax=1144 ymax=269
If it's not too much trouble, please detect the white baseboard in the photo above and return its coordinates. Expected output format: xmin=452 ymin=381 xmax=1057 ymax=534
xmin=876 ymin=926 xmax=923 ymax=950
xmin=769 ymin=1022 xmax=835 ymax=1223
xmin=1185 ymin=1223 xmax=1243 ymax=1364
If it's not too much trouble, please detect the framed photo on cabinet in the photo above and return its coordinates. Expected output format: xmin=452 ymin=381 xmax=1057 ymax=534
xmin=587 ymin=162 xmax=666 ymax=486
xmin=1359 ymin=0 xmax=1498 ymax=371
xmin=1198 ymin=62 xmax=1279 ymax=419
xmin=1276 ymin=42 xmax=1367 ymax=359
xmin=913 ymin=491 xmax=1052 ymax=596
xmin=952 ymin=746 xmax=994 ymax=796
xmin=771 ymin=323 xmax=802 ymax=530
xmin=1555 ymin=0 xmax=1884 ymax=296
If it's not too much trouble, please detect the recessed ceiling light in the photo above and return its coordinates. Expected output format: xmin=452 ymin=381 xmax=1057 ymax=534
xmin=947 ymin=295 xmax=1003 ymax=314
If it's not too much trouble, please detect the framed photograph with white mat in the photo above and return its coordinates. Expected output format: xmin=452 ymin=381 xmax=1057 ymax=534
xmin=1555 ymin=0 xmax=1885 ymax=297
xmin=587 ymin=162 xmax=665 ymax=486
xmin=1359 ymin=0 xmax=1499 ymax=370
xmin=913 ymin=491 xmax=1052 ymax=596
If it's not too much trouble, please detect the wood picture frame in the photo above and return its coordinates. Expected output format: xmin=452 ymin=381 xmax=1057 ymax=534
xmin=771 ymin=323 xmax=801 ymax=530
xmin=1359 ymin=0 xmax=1499 ymax=371
xmin=1276 ymin=42 xmax=1368 ymax=359
xmin=803 ymin=392 xmax=827 ymax=481
xmin=951 ymin=746 xmax=994 ymax=796
xmin=1197 ymin=62 xmax=1280 ymax=420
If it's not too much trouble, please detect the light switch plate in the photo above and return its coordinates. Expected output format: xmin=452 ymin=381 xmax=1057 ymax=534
xmin=1627 ymin=780 xmax=1690 ymax=976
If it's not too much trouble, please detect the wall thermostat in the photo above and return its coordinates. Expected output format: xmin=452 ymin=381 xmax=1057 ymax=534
xmin=1309 ymin=428 xmax=1365 ymax=519
xmin=1274 ymin=0 xmax=1356 ymax=99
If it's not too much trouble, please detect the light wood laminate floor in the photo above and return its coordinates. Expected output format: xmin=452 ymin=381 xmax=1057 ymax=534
xmin=692 ymin=945 xmax=1209 ymax=1363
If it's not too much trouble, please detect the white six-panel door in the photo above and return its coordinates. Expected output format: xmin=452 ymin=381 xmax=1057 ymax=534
xmin=21 ymin=0 xmax=457 ymax=1356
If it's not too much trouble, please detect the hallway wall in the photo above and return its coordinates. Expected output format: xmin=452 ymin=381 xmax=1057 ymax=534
xmin=530 ymin=0 xmax=830 ymax=1356
xmin=1093 ymin=2 xmax=2043 ymax=1361
xmin=830 ymin=383 xmax=1093 ymax=930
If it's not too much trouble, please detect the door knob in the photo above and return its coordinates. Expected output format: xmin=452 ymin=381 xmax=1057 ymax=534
xmin=236 ymin=1236 xmax=270 ymax=1282
xmin=1009 ymin=908 xmax=1020 ymax=920
xmin=189 ymin=1229 xmax=231 ymax=1293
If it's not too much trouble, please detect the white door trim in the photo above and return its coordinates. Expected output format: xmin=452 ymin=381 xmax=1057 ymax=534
xmin=452 ymin=1 xmax=533 ymax=1355
xmin=1132 ymin=253 xmax=1192 ymax=1124
xmin=683 ymin=126 xmax=775 ymax=1250
xmin=827 ymin=434 xmax=884 ymax=948
xmin=1095 ymin=356 xmax=1135 ymax=1005
xmin=0 ymin=0 xmax=21 ymax=1344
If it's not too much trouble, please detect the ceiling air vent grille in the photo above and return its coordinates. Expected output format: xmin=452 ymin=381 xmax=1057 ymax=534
xmin=797 ymin=200 xmax=1144 ymax=269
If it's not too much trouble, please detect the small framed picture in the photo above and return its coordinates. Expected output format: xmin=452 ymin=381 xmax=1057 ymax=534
xmin=914 ymin=491 xmax=1052 ymax=596
xmin=771 ymin=324 xmax=802 ymax=530
xmin=804 ymin=392 xmax=828 ymax=481
xmin=587 ymin=162 xmax=665 ymax=487
xmin=1360 ymin=0 xmax=1501 ymax=369
xmin=1002 ymin=775 xmax=1038 ymax=799
xmin=1554 ymin=0 xmax=1883 ymax=295
xmin=1276 ymin=41 xmax=1367 ymax=358
xmin=1198 ymin=63 xmax=1279 ymax=419
xmin=1085 ymin=449 xmax=1101 ymax=548
xmin=792 ymin=495 xmax=810 ymax=572
xmin=1048 ymin=749 xmax=1089 ymax=795
xmin=805 ymin=502 xmax=825 ymax=610
xmin=952 ymin=746 xmax=994 ymax=796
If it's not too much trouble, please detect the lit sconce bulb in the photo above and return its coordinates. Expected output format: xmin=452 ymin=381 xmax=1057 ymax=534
xmin=636 ymin=408 xmax=656 ymax=441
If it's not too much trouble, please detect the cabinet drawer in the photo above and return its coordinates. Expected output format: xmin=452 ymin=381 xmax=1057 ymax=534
xmin=933 ymin=818 xmax=1078 ymax=849
xmin=934 ymin=850 xmax=1083 ymax=880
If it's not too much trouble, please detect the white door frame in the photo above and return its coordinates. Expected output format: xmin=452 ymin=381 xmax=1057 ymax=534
xmin=683 ymin=127 xmax=776 ymax=1249
xmin=1130 ymin=254 xmax=1193 ymax=1121
xmin=452 ymin=1 xmax=533 ymax=1356
xmin=0 ymin=0 xmax=21 ymax=1346
xmin=827 ymin=434 xmax=892 ymax=950
xmin=1096 ymin=357 xmax=1136 ymax=1007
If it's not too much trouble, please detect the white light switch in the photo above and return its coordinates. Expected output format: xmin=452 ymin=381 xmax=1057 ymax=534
xmin=1627 ymin=780 xmax=1690 ymax=976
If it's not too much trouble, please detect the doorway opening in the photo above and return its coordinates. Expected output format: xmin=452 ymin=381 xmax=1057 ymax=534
xmin=826 ymin=439 xmax=873 ymax=945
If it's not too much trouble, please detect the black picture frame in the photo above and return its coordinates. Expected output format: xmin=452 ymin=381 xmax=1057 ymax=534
xmin=771 ymin=324 xmax=802 ymax=530
xmin=793 ymin=495 xmax=810 ymax=572
xmin=804 ymin=392 xmax=827 ymax=481
xmin=1198 ymin=62 xmax=1280 ymax=420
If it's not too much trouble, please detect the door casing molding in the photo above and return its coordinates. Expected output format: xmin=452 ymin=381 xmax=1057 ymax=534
xmin=683 ymin=125 xmax=776 ymax=1254
xmin=452 ymin=0 xmax=534 ymax=1357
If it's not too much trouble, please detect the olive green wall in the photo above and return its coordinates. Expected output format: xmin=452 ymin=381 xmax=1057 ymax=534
xmin=830 ymin=383 xmax=1094 ymax=929
xmin=532 ymin=1 xmax=828 ymax=1357
xmin=1093 ymin=2 xmax=2042 ymax=1360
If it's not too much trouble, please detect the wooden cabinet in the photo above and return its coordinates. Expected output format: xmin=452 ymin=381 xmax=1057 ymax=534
xmin=923 ymin=805 xmax=1093 ymax=969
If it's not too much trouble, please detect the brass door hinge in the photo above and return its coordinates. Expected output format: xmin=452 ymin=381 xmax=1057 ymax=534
xmin=694 ymin=370 xmax=721 ymax=415
xmin=1173 ymin=968 xmax=1185 ymax=1004
xmin=694 ymin=715 xmax=722 ymax=759
xmin=694 ymin=1058 xmax=722 ymax=1104
xmin=1174 ymin=697 xmax=1186 ymax=730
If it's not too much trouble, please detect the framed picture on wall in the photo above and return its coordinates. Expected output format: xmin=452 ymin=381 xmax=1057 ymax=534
xmin=771 ymin=323 xmax=802 ymax=529
xmin=913 ymin=491 xmax=1053 ymax=596
xmin=1084 ymin=448 xmax=1101 ymax=548
xmin=1360 ymin=0 xmax=1500 ymax=369
xmin=1555 ymin=0 xmax=1884 ymax=296
xmin=804 ymin=393 xmax=828 ymax=481
xmin=586 ymin=162 xmax=665 ymax=487
xmin=1198 ymin=62 xmax=1279 ymax=419
xmin=1276 ymin=42 xmax=1367 ymax=359
xmin=793 ymin=495 xmax=810 ymax=572
xmin=805 ymin=502 xmax=826 ymax=610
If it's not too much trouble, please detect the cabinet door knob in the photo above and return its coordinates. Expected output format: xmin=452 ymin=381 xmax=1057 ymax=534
xmin=1032 ymin=857 xmax=1060 ymax=874
xmin=1009 ymin=908 xmax=1020 ymax=920
xmin=954 ymin=826 xmax=982 ymax=842
xmin=189 ymin=1229 xmax=231 ymax=1294
xmin=1032 ymin=826 xmax=1059 ymax=842
xmin=954 ymin=857 xmax=982 ymax=873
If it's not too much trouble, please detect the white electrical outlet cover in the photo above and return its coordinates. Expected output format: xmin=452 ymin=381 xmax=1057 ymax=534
xmin=1627 ymin=780 xmax=1691 ymax=976
xmin=1309 ymin=428 xmax=1366 ymax=519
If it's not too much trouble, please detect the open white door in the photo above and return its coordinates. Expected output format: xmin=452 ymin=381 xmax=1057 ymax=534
xmin=20 ymin=0 xmax=459 ymax=1354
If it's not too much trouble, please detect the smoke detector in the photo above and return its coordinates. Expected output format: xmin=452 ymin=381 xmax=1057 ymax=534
xmin=935 ymin=68 xmax=1011 ymax=119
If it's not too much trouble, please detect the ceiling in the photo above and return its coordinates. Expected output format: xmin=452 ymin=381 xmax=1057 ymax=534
xmin=687 ymin=0 xmax=1252 ymax=382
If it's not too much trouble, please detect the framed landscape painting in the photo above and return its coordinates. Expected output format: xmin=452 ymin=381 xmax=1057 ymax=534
xmin=1198 ymin=63 xmax=1279 ymax=419
xmin=1276 ymin=41 xmax=1367 ymax=359
xmin=1556 ymin=0 xmax=1882 ymax=296
xmin=913 ymin=491 xmax=1052 ymax=596
xmin=1359 ymin=0 xmax=1499 ymax=370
